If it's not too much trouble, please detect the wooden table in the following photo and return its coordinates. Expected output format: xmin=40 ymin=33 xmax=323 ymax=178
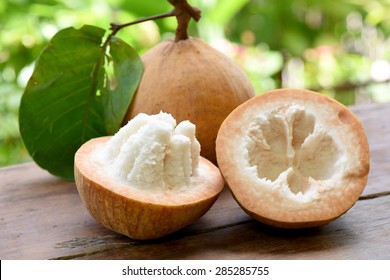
xmin=1 ymin=102 xmax=390 ymax=260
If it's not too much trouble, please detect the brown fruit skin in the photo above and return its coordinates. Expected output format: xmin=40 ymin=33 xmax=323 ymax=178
xmin=230 ymin=190 xmax=340 ymax=229
xmin=75 ymin=173 xmax=219 ymax=239
xmin=74 ymin=137 xmax=224 ymax=240
xmin=216 ymin=89 xmax=370 ymax=229
xmin=124 ymin=38 xmax=256 ymax=164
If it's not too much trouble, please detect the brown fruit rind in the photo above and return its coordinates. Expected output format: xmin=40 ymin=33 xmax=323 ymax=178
xmin=216 ymin=88 xmax=370 ymax=228
xmin=75 ymin=137 xmax=224 ymax=240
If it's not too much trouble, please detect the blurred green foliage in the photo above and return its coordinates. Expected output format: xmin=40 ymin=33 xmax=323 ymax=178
xmin=1 ymin=0 xmax=390 ymax=166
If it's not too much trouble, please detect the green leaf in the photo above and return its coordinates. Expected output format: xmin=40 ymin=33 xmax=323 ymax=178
xmin=19 ymin=25 xmax=143 ymax=180
xmin=102 ymin=37 xmax=143 ymax=134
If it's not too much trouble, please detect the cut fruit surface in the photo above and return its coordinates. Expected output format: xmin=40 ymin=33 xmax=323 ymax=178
xmin=75 ymin=113 xmax=224 ymax=239
xmin=216 ymin=89 xmax=370 ymax=228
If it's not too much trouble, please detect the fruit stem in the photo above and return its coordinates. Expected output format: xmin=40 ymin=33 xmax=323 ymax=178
xmin=168 ymin=0 xmax=201 ymax=42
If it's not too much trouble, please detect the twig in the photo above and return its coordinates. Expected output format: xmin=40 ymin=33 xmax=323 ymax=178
xmin=109 ymin=10 xmax=177 ymax=36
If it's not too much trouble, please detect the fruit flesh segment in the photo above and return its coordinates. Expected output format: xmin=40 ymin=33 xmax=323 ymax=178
xmin=245 ymin=104 xmax=344 ymax=200
xmin=99 ymin=112 xmax=201 ymax=190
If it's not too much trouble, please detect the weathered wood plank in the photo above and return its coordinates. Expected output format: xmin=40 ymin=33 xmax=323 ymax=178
xmin=352 ymin=103 xmax=390 ymax=196
xmin=0 ymin=165 xmax=247 ymax=259
xmin=73 ymin=195 xmax=390 ymax=260
xmin=1 ymin=160 xmax=389 ymax=259
xmin=0 ymin=102 xmax=390 ymax=259
xmin=0 ymin=164 xmax=123 ymax=259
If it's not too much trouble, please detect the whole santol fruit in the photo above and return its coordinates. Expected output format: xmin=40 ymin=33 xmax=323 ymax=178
xmin=216 ymin=89 xmax=370 ymax=228
xmin=75 ymin=112 xmax=224 ymax=239
xmin=123 ymin=1 xmax=255 ymax=164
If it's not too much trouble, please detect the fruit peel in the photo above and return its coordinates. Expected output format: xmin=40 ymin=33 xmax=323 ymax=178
xmin=74 ymin=113 xmax=224 ymax=239
xmin=216 ymin=88 xmax=370 ymax=228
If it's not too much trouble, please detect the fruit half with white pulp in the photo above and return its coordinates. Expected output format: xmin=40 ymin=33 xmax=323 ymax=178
xmin=216 ymin=89 xmax=370 ymax=228
xmin=75 ymin=112 xmax=224 ymax=239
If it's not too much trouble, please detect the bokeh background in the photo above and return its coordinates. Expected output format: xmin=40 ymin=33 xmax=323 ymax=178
xmin=1 ymin=0 xmax=390 ymax=167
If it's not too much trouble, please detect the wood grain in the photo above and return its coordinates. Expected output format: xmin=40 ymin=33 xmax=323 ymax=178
xmin=1 ymin=102 xmax=390 ymax=259
xmin=352 ymin=103 xmax=390 ymax=197
xmin=74 ymin=196 xmax=390 ymax=260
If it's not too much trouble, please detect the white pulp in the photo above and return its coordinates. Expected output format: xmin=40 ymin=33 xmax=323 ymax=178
xmin=101 ymin=112 xmax=201 ymax=190
xmin=244 ymin=104 xmax=346 ymax=202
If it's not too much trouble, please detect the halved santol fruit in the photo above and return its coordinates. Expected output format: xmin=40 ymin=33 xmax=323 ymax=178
xmin=216 ymin=88 xmax=370 ymax=228
xmin=75 ymin=112 xmax=224 ymax=239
